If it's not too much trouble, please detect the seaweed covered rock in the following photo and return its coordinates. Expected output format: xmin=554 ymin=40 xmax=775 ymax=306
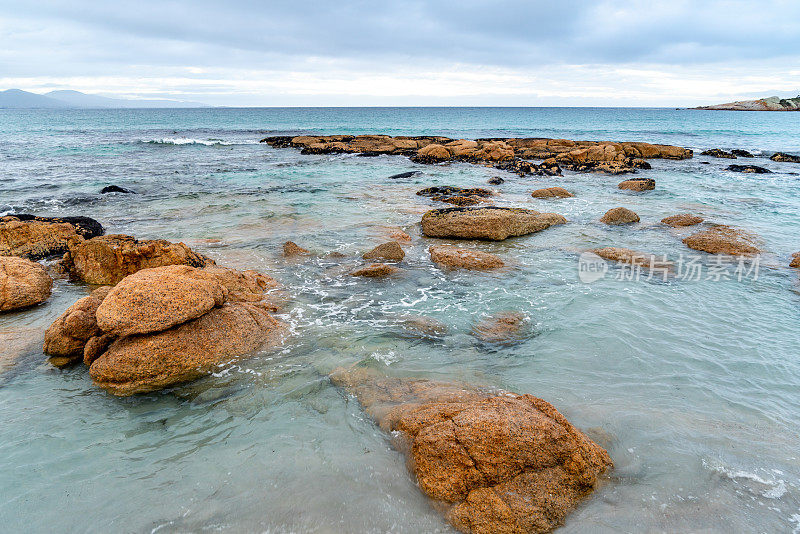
xmin=727 ymin=164 xmax=771 ymax=174
xmin=44 ymin=286 xmax=111 ymax=367
xmin=661 ymin=214 xmax=703 ymax=227
xmin=429 ymin=245 xmax=504 ymax=271
xmin=422 ymin=207 xmax=566 ymax=241
xmin=0 ymin=215 xmax=104 ymax=260
xmin=64 ymin=234 xmax=214 ymax=285
xmin=771 ymin=152 xmax=800 ymax=163
xmin=683 ymin=225 xmax=761 ymax=256
xmin=600 ymin=207 xmax=639 ymax=225
xmin=530 ymin=187 xmax=573 ymax=198
xmin=329 ymin=368 xmax=612 ymax=534
xmin=417 ymin=186 xmax=494 ymax=206
xmin=0 ymin=256 xmax=53 ymax=312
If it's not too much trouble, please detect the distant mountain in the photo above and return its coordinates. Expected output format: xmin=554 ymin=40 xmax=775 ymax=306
xmin=694 ymin=95 xmax=800 ymax=111
xmin=0 ymin=88 xmax=208 ymax=109
xmin=0 ymin=89 xmax=70 ymax=108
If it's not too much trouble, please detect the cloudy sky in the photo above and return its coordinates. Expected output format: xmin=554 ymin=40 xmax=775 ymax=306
xmin=1 ymin=0 xmax=799 ymax=106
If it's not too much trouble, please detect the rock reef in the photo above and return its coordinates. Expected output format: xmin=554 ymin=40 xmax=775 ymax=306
xmin=695 ymin=96 xmax=800 ymax=111
xmin=329 ymin=367 xmax=612 ymax=534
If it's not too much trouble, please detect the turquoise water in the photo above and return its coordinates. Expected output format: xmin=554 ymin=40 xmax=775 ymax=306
xmin=1 ymin=107 xmax=800 ymax=533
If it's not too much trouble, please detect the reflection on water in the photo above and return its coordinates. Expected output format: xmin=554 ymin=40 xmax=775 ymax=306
xmin=1 ymin=108 xmax=800 ymax=532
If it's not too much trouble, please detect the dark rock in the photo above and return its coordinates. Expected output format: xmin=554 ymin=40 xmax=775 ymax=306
xmin=100 ymin=185 xmax=136 ymax=194
xmin=487 ymin=176 xmax=504 ymax=185
xmin=727 ymin=164 xmax=771 ymax=174
xmin=417 ymin=186 xmax=493 ymax=198
xmin=8 ymin=214 xmax=104 ymax=240
xmin=731 ymin=149 xmax=754 ymax=158
xmin=387 ymin=171 xmax=420 ymax=179
xmin=701 ymin=149 xmax=737 ymax=159
xmin=771 ymin=152 xmax=800 ymax=163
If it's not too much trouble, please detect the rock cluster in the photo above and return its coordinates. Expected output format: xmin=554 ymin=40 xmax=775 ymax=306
xmin=695 ymin=96 xmax=800 ymax=111
xmin=62 ymin=234 xmax=215 ymax=285
xmin=429 ymin=245 xmax=504 ymax=271
xmin=683 ymin=225 xmax=761 ymax=256
xmin=600 ymin=207 xmax=639 ymax=225
xmin=530 ymin=186 xmax=573 ymax=198
xmin=661 ymin=214 xmax=703 ymax=227
xmin=700 ymin=149 xmax=737 ymax=159
xmin=0 ymin=214 xmax=104 ymax=260
xmin=329 ymin=368 xmax=612 ymax=534
xmin=0 ymin=256 xmax=53 ymax=312
xmin=422 ymin=207 xmax=566 ymax=241
xmin=261 ymin=135 xmax=692 ymax=176
xmin=44 ymin=264 xmax=283 ymax=395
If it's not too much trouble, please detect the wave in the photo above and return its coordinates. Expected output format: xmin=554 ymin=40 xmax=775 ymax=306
xmin=142 ymin=137 xmax=244 ymax=146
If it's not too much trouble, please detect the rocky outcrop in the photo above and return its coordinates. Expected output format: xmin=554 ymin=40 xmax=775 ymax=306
xmin=618 ymin=178 xmax=655 ymax=191
xmin=363 ymin=242 xmax=405 ymax=262
xmin=791 ymin=252 xmax=800 ymax=268
xmin=421 ymin=207 xmax=566 ymax=241
xmin=695 ymin=96 xmax=800 ymax=111
xmin=700 ymin=149 xmax=737 ymax=159
xmin=683 ymin=225 xmax=761 ymax=256
xmin=530 ymin=187 xmax=573 ymax=198
xmin=63 ymin=234 xmax=214 ymax=285
xmin=771 ymin=152 xmax=800 ymax=163
xmin=44 ymin=286 xmax=111 ymax=367
xmin=472 ymin=311 xmax=529 ymax=344
xmin=90 ymin=302 xmax=281 ymax=396
xmin=600 ymin=207 xmax=639 ymax=225
xmin=429 ymin=245 xmax=504 ymax=271
xmin=727 ymin=164 xmax=771 ymax=174
xmin=95 ymin=265 xmax=227 ymax=337
xmin=0 ymin=214 xmax=104 ymax=260
xmin=661 ymin=214 xmax=704 ymax=227
xmin=0 ymin=256 xmax=53 ymax=312
xmin=283 ymin=241 xmax=310 ymax=257
xmin=46 ymin=264 xmax=284 ymax=394
xmin=329 ymin=368 xmax=612 ymax=534
xmin=350 ymin=263 xmax=401 ymax=278
xmin=261 ymin=135 xmax=691 ymax=176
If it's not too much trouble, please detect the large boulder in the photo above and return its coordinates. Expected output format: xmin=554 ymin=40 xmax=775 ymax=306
xmin=44 ymin=286 xmax=111 ymax=367
xmin=429 ymin=245 xmax=504 ymax=271
xmin=95 ymin=265 xmax=227 ymax=337
xmin=89 ymin=302 xmax=283 ymax=396
xmin=661 ymin=214 xmax=703 ymax=227
xmin=65 ymin=234 xmax=214 ymax=285
xmin=683 ymin=226 xmax=761 ymax=256
xmin=363 ymin=242 xmax=405 ymax=262
xmin=0 ymin=256 xmax=53 ymax=312
xmin=329 ymin=368 xmax=612 ymax=534
xmin=600 ymin=207 xmax=639 ymax=225
xmin=416 ymin=144 xmax=451 ymax=160
xmin=0 ymin=215 xmax=103 ymax=260
xmin=530 ymin=186 xmax=573 ymax=198
xmin=422 ymin=207 xmax=566 ymax=241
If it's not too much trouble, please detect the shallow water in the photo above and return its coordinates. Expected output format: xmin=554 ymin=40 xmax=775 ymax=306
xmin=1 ymin=107 xmax=800 ymax=533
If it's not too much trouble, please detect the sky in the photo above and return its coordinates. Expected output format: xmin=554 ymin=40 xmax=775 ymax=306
xmin=1 ymin=0 xmax=799 ymax=107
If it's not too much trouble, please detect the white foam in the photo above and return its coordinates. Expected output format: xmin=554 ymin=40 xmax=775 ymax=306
xmin=144 ymin=137 xmax=235 ymax=146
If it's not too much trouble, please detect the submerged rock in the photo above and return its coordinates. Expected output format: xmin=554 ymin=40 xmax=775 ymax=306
xmin=44 ymin=286 xmax=111 ymax=367
xmin=592 ymin=247 xmax=671 ymax=270
xmin=530 ymin=186 xmax=573 ymax=198
xmin=100 ymin=185 xmax=136 ymax=194
xmin=683 ymin=225 xmax=761 ymax=256
xmin=771 ymin=152 xmax=800 ymax=163
xmin=95 ymin=265 xmax=227 ymax=337
xmin=727 ymin=164 xmax=771 ymax=174
xmin=329 ymin=367 xmax=612 ymax=534
xmin=429 ymin=245 xmax=504 ymax=271
xmin=89 ymin=302 xmax=283 ymax=396
xmin=283 ymin=240 xmax=310 ymax=257
xmin=472 ymin=311 xmax=530 ymax=344
xmin=0 ymin=256 xmax=53 ymax=312
xmin=661 ymin=214 xmax=704 ymax=227
xmin=350 ymin=263 xmax=401 ymax=278
xmin=0 ymin=215 xmax=104 ymax=260
xmin=487 ymin=176 xmax=504 ymax=185
xmin=64 ymin=234 xmax=214 ymax=285
xmin=421 ymin=207 xmax=566 ymax=241
xmin=600 ymin=207 xmax=640 ymax=225
xmin=401 ymin=316 xmax=449 ymax=338
xmin=363 ymin=241 xmax=405 ymax=262
xmin=618 ymin=178 xmax=655 ymax=191
xmin=791 ymin=252 xmax=800 ymax=268
xmin=387 ymin=171 xmax=420 ymax=180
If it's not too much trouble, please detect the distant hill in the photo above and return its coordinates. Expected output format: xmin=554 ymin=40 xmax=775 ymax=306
xmin=694 ymin=95 xmax=800 ymax=111
xmin=0 ymin=89 xmax=208 ymax=109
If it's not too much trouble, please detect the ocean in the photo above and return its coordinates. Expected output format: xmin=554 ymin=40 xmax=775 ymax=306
xmin=1 ymin=107 xmax=799 ymax=533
